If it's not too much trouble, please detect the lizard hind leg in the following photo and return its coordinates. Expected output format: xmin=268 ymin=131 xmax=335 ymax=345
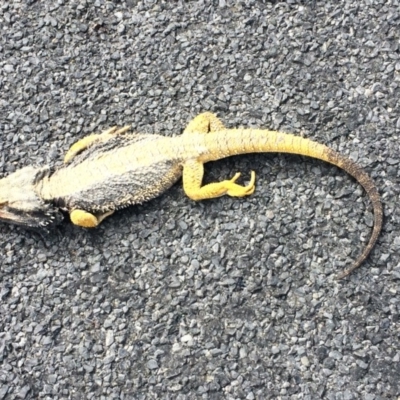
xmin=64 ymin=126 xmax=131 ymax=164
xmin=183 ymin=112 xmax=226 ymax=135
xmin=183 ymin=159 xmax=256 ymax=201
xmin=70 ymin=209 xmax=114 ymax=228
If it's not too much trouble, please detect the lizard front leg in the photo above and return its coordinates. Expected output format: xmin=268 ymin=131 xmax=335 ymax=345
xmin=183 ymin=112 xmax=226 ymax=135
xmin=64 ymin=126 xmax=131 ymax=164
xmin=70 ymin=209 xmax=114 ymax=228
xmin=183 ymin=159 xmax=256 ymax=201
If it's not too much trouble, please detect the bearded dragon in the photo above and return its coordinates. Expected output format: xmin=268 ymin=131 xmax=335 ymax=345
xmin=0 ymin=113 xmax=382 ymax=278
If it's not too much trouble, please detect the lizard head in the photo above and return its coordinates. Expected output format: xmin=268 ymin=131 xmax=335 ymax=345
xmin=0 ymin=166 xmax=63 ymax=230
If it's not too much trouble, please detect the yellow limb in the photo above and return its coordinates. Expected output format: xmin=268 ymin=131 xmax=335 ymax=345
xmin=183 ymin=112 xmax=226 ymax=135
xmin=64 ymin=126 xmax=131 ymax=164
xmin=183 ymin=159 xmax=256 ymax=201
xmin=70 ymin=209 xmax=114 ymax=228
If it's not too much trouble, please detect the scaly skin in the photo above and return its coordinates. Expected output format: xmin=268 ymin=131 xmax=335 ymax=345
xmin=0 ymin=113 xmax=382 ymax=278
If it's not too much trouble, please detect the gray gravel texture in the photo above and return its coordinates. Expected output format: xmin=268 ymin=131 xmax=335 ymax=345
xmin=0 ymin=0 xmax=399 ymax=399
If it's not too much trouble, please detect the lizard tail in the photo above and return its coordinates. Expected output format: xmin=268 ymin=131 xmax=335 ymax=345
xmin=203 ymin=129 xmax=383 ymax=279
xmin=323 ymin=149 xmax=383 ymax=279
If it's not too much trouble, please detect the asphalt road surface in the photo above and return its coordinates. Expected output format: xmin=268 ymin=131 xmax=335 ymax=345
xmin=0 ymin=1 xmax=398 ymax=399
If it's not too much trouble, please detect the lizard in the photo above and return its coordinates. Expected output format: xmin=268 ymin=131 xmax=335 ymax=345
xmin=0 ymin=112 xmax=382 ymax=278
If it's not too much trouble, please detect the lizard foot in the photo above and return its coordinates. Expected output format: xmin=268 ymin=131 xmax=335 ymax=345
xmin=226 ymin=171 xmax=256 ymax=197
xmin=70 ymin=209 xmax=114 ymax=228
xmin=183 ymin=157 xmax=256 ymax=201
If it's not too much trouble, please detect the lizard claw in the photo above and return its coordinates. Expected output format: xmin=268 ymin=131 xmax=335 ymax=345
xmin=226 ymin=170 xmax=256 ymax=197
xmin=229 ymin=172 xmax=242 ymax=183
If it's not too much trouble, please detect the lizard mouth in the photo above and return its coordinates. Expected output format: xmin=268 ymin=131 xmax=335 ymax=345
xmin=0 ymin=166 xmax=63 ymax=229
xmin=0 ymin=203 xmax=31 ymax=225
xmin=0 ymin=205 xmax=62 ymax=229
xmin=0 ymin=200 xmax=63 ymax=229
xmin=0 ymin=202 xmax=10 ymax=217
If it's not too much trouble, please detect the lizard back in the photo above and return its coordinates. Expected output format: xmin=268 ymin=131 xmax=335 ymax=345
xmin=39 ymin=134 xmax=185 ymax=212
